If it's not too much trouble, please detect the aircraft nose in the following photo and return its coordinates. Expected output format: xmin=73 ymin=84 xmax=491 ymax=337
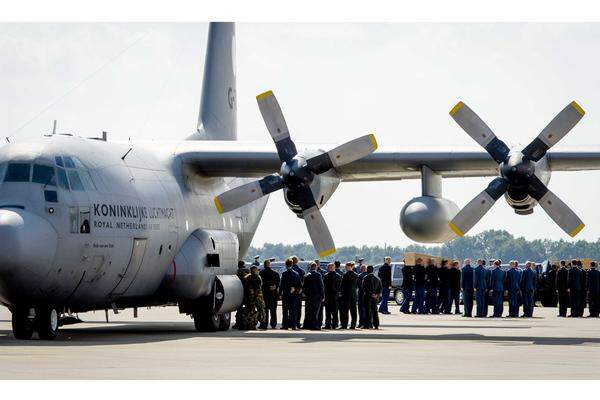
xmin=0 ymin=208 xmax=57 ymax=277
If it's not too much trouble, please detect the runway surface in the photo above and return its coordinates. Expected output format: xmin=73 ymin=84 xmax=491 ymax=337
xmin=0 ymin=304 xmax=598 ymax=379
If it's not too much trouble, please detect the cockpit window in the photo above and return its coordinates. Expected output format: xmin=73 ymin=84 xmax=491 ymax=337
xmin=67 ymin=170 xmax=84 ymax=191
xmin=32 ymin=165 xmax=56 ymax=186
xmin=0 ymin=163 xmax=6 ymax=182
xmin=63 ymin=156 xmax=76 ymax=169
xmin=57 ymin=168 xmax=70 ymax=190
xmin=4 ymin=163 xmax=31 ymax=182
xmin=55 ymin=156 xmax=64 ymax=168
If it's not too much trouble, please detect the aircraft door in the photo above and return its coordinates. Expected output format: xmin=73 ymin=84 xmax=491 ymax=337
xmin=111 ymin=238 xmax=148 ymax=296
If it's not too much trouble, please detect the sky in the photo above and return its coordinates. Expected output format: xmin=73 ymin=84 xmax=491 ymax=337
xmin=2 ymin=22 xmax=600 ymax=248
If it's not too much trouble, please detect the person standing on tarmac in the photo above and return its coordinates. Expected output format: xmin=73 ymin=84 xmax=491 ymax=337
xmin=568 ymin=259 xmax=583 ymax=317
xmin=587 ymin=261 xmax=600 ymax=318
xmin=357 ymin=264 xmax=368 ymax=328
xmin=461 ymin=258 xmax=474 ymax=317
xmin=243 ymin=266 xmax=265 ymax=330
xmin=490 ymin=260 xmax=505 ymax=318
xmin=334 ymin=260 xmax=344 ymax=276
xmin=323 ymin=263 xmax=342 ymax=329
xmin=449 ymin=260 xmax=462 ymax=314
xmin=400 ymin=261 xmax=414 ymax=314
xmin=280 ymin=258 xmax=301 ymax=330
xmin=520 ymin=261 xmax=537 ymax=318
xmin=411 ymin=258 xmax=426 ymax=314
xmin=291 ymin=256 xmax=305 ymax=329
xmin=579 ymin=260 xmax=587 ymax=317
xmin=506 ymin=261 xmax=522 ymax=318
xmin=474 ymin=259 xmax=487 ymax=318
xmin=438 ymin=259 xmax=451 ymax=314
xmin=556 ymin=260 xmax=570 ymax=317
xmin=303 ymin=262 xmax=325 ymax=330
xmin=378 ymin=257 xmax=392 ymax=315
xmin=233 ymin=260 xmax=250 ymax=329
xmin=259 ymin=259 xmax=280 ymax=329
xmin=362 ymin=265 xmax=382 ymax=329
xmin=340 ymin=262 xmax=359 ymax=329
xmin=425 ymin=259 xmax=439 ymax=314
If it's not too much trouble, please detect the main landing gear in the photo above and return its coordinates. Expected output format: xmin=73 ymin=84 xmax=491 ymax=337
xmin=192 ymin=308 xmax=231 ymax=332
xmin=11 ymin=306 xmax=60 ymax=340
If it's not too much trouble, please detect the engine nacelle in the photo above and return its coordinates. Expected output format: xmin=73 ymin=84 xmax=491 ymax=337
xmin=159 ymin=229 xmax=240 ymax=302
xmin=400 ymin=196 xmax=459 ymax=243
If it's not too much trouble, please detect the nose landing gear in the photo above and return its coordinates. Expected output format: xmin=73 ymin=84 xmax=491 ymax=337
xmin=11 ymin=306 xmax=60 ymax=340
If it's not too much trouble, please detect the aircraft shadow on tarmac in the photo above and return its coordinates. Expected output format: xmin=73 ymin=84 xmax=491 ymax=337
xmin=0 ymin=320 xmax=598 ymax=346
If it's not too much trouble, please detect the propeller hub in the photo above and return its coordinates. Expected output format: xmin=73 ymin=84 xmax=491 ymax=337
xmin=500 ymin=152 xmax=535 ymax=188
xmin=280 ymin=157 xmax=314 ymax=189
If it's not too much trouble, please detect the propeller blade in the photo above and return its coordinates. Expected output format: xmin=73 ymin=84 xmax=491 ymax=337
xmin=306 ymin=134 xmax=378 ymax=175
xmin=522 ymin=101 xmax=585 ymax=162
xmin=449 ymin=101 xmax=510 ymax=163
xmin=214 ymin=174 xmax=283 ymax=214
xmin=302 ymin=205 xmax=336 ymax=258
xmin=527 ymin=175 xmax=584 ymax=237
xmin=448 ymin=177 xmax=509 ymax=237
xmin=256 ymin=90 xmax=297 ymax=162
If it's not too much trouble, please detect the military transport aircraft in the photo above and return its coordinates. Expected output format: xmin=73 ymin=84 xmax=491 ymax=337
xmin=1 ymin=22 xmax=600 ymax=340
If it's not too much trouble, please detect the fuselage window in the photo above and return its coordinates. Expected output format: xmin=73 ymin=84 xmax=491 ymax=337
xmin=32 ymin=164 xmax=56 ymax=186
xmin=79 ymin=206 xmax=91 ymax=234
xmin=0 ymin=163 xmax=6 ymax=182
xmin=4 ymin=163 xmax=31 ymax=182
xmin=67 ymin=170 xmax=84 ymax=191
xmin=57 ymin=168 xmax=70 ymax=190
xmin=63 ymin=156 xmax=76 ymax=169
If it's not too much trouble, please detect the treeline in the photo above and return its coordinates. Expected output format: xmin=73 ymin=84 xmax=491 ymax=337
xmin=248 ymin=230 xmax=600 ymax=264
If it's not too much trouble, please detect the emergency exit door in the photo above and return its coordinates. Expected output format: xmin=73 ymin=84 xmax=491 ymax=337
xmin=111 ymin=238 xmax=148 ymax=295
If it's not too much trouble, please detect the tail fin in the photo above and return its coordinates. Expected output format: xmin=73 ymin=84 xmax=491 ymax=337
xmin=189 ymin=22 xmax=237 ymax=141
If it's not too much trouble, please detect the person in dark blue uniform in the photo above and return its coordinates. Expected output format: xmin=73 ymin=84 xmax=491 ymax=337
xmin=568 ymin=260 xmax=583 ymax=317
xmin=259 ymin=259 xmax=281 ymax=329
xmin=323 ymin=263 xmax=342 ymax=329
xmin=280 ymin=258 xmax=301 ymax=330
xmin=291 ymin=256 xmax=305 ymax=328
xmin=340 ymin=262 xmax=358 ymax=329
xmin=556 ymin=260 xmax=569 ymax=317
xmin=461 ymin=258 xmax=474 ymax=317
xmin=357 ymin=264 xmax=368 ymax=328
xmin=302 ymin=262 xmax=325 ymax=330
xmin=490 ymin=260 xmax=505 ymax=317
xmin=520 ymin=261 xmax=537 ymax=318
xmin=378 ymin=257 xmax=392 ymax=314
xmin=506 ymin=261 xmax=522 ymax=318
xmin=425 ymin=260 xmax=439 ymax=314
xmin=362 ymin=265 xmax=382 ymax=329
xmin=411 ymin=258 xmax=426 ymax=314
xmin=400 ymin=262 xmax=414 ymax=314
xmin=587 ymin=261 xmax=599 ymax=318
xmin=578 ymin=260 xmax=587 ymax=317
xmin=438 ymin=259 xmax=451 ymax=314
xmin=449 ymin=261 xmax=461 ymax=314
xmin=483 ymin=260 xmax=491 ymax=317
xmin=474 ymin=259 xmax=487 ymax=317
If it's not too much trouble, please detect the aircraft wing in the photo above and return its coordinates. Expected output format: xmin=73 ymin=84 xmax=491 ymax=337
xmin=175 ymin=142 xmax=600 ymax=182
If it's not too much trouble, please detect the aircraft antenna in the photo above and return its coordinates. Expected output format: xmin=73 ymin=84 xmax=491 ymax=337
xmin=52 ymin=120 xmax=57 ymax=135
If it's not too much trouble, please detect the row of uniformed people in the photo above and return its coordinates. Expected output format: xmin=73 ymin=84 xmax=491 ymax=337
xmin=234 ymin=256 xmax=385 ymax=330
xmin=399 ymin=258 xmax=540 ymax=318
xmin=554 ymin=260 xmax=600 ymax=318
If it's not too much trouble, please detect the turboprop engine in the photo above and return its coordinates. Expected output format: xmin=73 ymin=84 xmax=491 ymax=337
xmin=400 ymin=196 xmax=459 ymax=243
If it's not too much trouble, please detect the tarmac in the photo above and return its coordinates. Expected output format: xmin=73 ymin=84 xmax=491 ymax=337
xmin=0 ymin=304 xmax=599 ymax=379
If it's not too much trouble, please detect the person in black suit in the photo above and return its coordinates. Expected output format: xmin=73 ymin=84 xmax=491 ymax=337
xmin=461 ymin=258 xmax=475 ymax=317
xmin=400 ymin=262 xmax=414 ymax=314
xmin=425 ymin=260 xmax=439 ymax=314
xmin=438 ymin=260 xmax=451 ymax=314
xmin=556 ymin=260 xmax=569 ymax=317
xmin=323 ymin=263 xmax=342 ymax=329
xmin=357 ymin=264 xmax=368 ymax=328
xmin=568 ymin=260 xmax=583 ymax=318
xmin=378 ymin=257 xmax=392 ymax=314
xmin=411 ymin=258 xmax=426 ymax=314
xmin=340 ymin=262 xmax=359 ymax=329
xmin=259 ymin=259 xmax=280 ymax=329
xmin=587 ymin=261 xmax=600 ymax=318
xmin=449 ymin=260 xmax=462 ymax=314
xmin=362 ymin=265 xmax=382 ymax=329
xmin=280 ymin=258 xmax=301 ymax=330
xmin=291 ymin=256 xmax=305 ymax=329
xmin=302 ymin=262 xmax=325 ymax=330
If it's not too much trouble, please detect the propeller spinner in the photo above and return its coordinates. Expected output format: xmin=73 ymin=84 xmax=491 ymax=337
xmin=214 ymin=90 xmax=378 ymax=257
xmin=448 ymin=101 xmax=586 ymax=238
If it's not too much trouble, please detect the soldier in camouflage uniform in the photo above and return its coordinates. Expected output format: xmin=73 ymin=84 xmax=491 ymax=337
xmin=233 ymin=260 xmax=250 ymax=330
xmin=242 ymin=265 xmax=265 ymax=330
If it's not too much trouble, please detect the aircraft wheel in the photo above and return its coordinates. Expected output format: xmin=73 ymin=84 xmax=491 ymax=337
xmin=394 ymin=289 xmax=404 ymax=306
xmin=193 ymin=309 xmax=220 ymax=332
xmin=218 ymin=312 xmax=231 ymax=331
xmin=36 ymin=306 xmax=59 ymax=340
xmin=11 ymin=307 xmax=34 ymax=340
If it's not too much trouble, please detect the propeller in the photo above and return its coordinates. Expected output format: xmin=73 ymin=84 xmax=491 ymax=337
xmin=214 ymin=90 xmax=378 ymax=257
xmin=448 ymin=101 xmax=585 ymax=238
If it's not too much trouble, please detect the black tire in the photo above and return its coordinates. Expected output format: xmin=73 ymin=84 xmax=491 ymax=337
xmin=11 ymin=308 xmax=33 ymax=340
xmin=193 ymin=309 xmax=220 ymax=332
xmin=36 ymin=307 xmax=59 ymax=340
xmin=394 ymin=289 xmax=404 ymax=306
xmin=218 ymin=312 xmax=231 ymax=331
